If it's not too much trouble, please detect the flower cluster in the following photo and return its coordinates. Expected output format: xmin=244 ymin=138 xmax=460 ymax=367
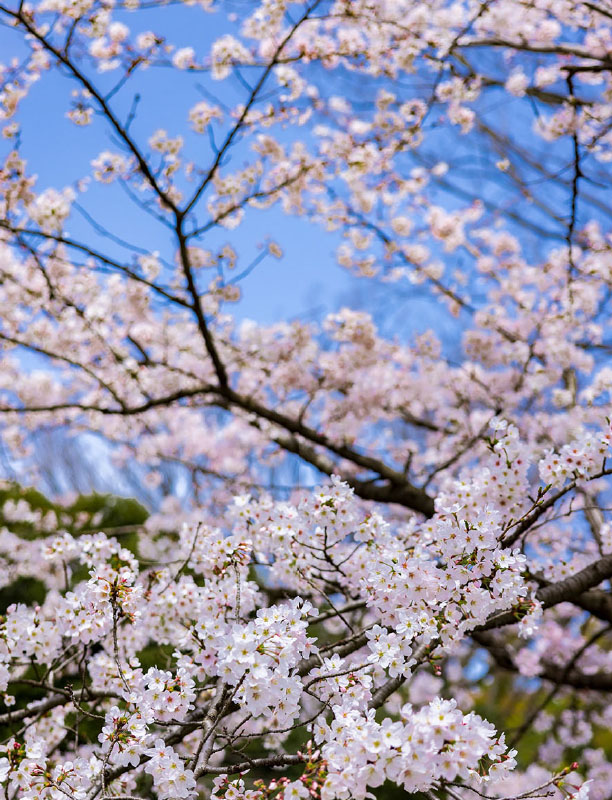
xmin=318 ymin=697 xmax=516 ymax=799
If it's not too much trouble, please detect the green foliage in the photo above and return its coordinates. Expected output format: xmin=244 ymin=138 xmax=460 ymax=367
xmin=0 ymin=576 xmax=45 ymax=614
xmin=0 ymin=484 xmax=153 ymax=743
xmin=0 ymin=482 xmax=55 ymax=540
xmin=0 ymin=483 xmax=149 ymax=609
xmin=68 ymin=493 xmax=148 ymax=531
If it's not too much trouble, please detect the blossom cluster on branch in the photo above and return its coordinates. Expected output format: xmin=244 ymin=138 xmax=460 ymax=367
xmin=0 ymin=427 xmax=610 ymax=800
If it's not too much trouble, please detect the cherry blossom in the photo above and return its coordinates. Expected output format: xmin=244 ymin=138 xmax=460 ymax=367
xmin=0 ymin=0 xmax=611 ymax=798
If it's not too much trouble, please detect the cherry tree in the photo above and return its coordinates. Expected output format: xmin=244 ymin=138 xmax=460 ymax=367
xmin=0 ymin=0 xmax=612 ymax=799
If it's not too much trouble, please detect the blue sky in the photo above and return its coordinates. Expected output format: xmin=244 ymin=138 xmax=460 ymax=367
xmin=0 ymin=2 xmax=364 ymax=328
xmin=1 ymin=0 xmax=594 ymax=333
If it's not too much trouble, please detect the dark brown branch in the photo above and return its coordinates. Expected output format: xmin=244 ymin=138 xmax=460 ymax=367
xmin=175 ymin=225 xmax=229 ymax=388
xmin=220 ymin=386 xmax=436 ymax=516
xmin=473 ymin=629 xmax=612 ymax=692
xmin=0 ymin=223 xmax=190 ymax=309
xmin=502 ymin=480 xmax=580 ymax=547
xmin=197 ymin=753 xmax=304 ymax=777
xmin=478 ymin=553 xmax=612 ymax=631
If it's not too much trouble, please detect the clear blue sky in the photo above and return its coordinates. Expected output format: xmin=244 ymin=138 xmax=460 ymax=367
xmin=0 ymin=2 xmax=363 ymax=328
